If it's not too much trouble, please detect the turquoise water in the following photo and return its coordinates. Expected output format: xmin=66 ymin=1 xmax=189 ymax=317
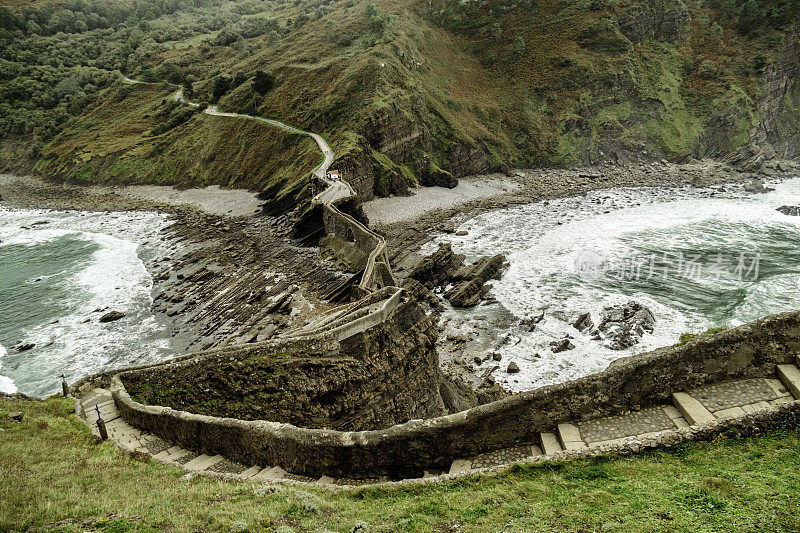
xmin=437 ymin=177 xmax=800 ymax=391
xmin=0 ymin=207 xmax=174 ymax=397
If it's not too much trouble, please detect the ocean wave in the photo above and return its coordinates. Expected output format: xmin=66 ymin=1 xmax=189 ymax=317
xmin=0 ymin=207 xmax=173 ymax=397
xmin=436 ymin=177 xmax=800 ymax=391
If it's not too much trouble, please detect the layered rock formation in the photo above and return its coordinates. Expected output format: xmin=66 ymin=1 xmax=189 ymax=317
xmin=405 ymin=242 xmax=507 ymax=308
xmin=123 ymin=293 xmax=454 ymax=431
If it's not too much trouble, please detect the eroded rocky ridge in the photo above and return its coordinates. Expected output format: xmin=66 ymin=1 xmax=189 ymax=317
xmin=123 ymin=292 xmax=471 ymax=431
xmin=405 ymin=242 xmax=507 ymax=308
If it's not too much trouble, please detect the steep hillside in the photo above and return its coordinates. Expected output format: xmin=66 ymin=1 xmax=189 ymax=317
xmin=1 ymin=0 xmax=798 ymax=211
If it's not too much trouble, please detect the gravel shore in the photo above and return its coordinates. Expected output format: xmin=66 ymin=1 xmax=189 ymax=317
xmin=363 ymin=177 xmax=519 ymax=226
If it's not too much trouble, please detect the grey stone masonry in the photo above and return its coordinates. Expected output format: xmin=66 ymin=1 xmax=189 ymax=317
xmin=75 ymin=363 xmax=800 ymax=487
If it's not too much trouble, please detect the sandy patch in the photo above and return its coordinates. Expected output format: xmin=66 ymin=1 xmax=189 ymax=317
xmin=119 ymin=185 xmax=262 ymax=217
xmin=364 ymin=178 xmax=519 ymax=226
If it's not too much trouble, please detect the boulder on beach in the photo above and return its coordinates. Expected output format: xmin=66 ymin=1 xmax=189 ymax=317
xmin=506 ymin=362 xmax=520 ymax=373
xmin=744 ymin=179 xmax=774 ymax=194
xmin=99 ymin=311 xmax=126 ymax=323
xmin=597 ymin=300 xmax=655 ymax=350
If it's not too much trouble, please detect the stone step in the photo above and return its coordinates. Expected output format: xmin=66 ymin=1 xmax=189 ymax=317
xmin=184 ymin=454 xmax=224 ymax=472
xmin=252 ymin=466 xmax=287 ymax=481
xmin=777 ymin=364 xmax=800 ymax=399
xmin=448 ymin=459 xmax=472 ymax=474
xmin=672 ymin=392 xmax=715 ymax=425
xmin=557 ymin=423 xmax=587 ymax=451
xmin=662 ymin=405 xmax=690 ymax=428
xmin=240 ymin=465 xmax=262 ymax=479
xmin=153 ymin=445 xmax=187 ymax=462
xmin=539 ymin=432 xmax=563 ymax=455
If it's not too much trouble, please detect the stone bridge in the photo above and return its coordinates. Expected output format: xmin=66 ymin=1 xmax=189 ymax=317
xmin=70 ymin=75 xmax=800 ymax=486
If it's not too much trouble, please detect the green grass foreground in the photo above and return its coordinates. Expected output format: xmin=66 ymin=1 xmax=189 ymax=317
xmin=2 ymin=397 xmax=800 ymax=532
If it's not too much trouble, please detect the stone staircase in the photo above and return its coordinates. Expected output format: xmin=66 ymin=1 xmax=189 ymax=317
xmin=76 ymin=364 xmax=800 ymax=486
xmin=449 ymin=365 xmax=799 ymax=474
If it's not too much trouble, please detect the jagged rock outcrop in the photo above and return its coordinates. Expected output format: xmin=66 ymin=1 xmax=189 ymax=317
xmin=405 ymin=243 xmax=465 ymax=288
xmin=777 ymin=205 xmax=800 ymax=216
xmin=406 ymin=243 xmax=507 ymax=308
xmin=573 ymin=312 xmax=594 ymax=333
xmin=445 ymin=254 xmax=507 ymax=307
xmin=598 ymin=301 xmax=656 ymax=350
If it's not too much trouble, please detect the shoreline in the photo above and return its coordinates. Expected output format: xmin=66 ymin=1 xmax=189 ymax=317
xmin=0 ymin=175 xmax=342 ymax=395
xmin=2 ymin=160 xmax=799 ymax=396
xmin=379 ymin=159 xmax=800 ymax=273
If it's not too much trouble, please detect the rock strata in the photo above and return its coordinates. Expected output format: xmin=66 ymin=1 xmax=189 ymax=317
xmin=406 ymin=243 xmax=507 ymax=308
xmin=445 ymin=254 xmax=507 ymax=308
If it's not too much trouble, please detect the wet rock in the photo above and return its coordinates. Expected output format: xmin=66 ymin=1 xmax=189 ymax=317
xmin=99 ymin=311 xmax=126 ymax=323
xmin=492 ymin=352 xmax=502 ymax=361
xmin=407 ymin=243 xmax=465 ymax=288
xmin=506 ymin=362 xmax=520 ymax=373
xmin=14 ymin=343 xmax=35 ymax=352
xmin=550 ymin=338 xmax=576 ymax=353
xmin=446 ymin=254 xmax=507 ymax=308
xmin=776 ymin=205 xmax=800 ymax=216
xmin=597 ymin=300 xmax=655 ymax=350
xmin=573 ymin=312 xmax=594 ymax=333
xmin=744 ymin=179 xmax=774 ymax=194
xmin=521 ymin=310 xmax=545 ymax=332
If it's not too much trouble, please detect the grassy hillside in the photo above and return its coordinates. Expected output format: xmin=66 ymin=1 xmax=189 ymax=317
xmin=0 ymin=0 xmax=798 ymax=209
xmin=3 ymin=396 xmax=800 ymax=531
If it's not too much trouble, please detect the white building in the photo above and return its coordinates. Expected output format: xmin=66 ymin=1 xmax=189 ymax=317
xmin=327 ymin=169 xmax=340 ymax=180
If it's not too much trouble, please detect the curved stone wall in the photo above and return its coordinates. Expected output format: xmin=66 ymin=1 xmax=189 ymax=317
xmin=105 ymin=310 xmax=800 ymax=479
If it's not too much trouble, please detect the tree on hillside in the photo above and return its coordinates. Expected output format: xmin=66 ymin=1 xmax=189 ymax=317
xmin=212 ymin=75 xmax=231 ymax=101
xmin=234 ymin=35 xmax=248 ymax=58
xmin=252 ymin=70 xmax=276 ymax=95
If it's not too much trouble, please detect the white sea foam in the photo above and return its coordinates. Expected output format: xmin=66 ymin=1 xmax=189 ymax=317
xmin=436 ymin=177 xmax=800 ymax=391
xmin=0 ymin=206 xmax=173 ymax=397
xmin=0 ymin=344 xmax=17 ymax=394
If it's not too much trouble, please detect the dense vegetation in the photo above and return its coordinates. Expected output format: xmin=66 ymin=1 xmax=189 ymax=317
xmin=0 ymin=0 xmax=797 ymax=208
xmin=3 ymin=396 xmax=800 ymax=531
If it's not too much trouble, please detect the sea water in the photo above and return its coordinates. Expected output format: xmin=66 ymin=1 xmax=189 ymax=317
xmin=0 ymin=206 xmax=174 ymax=397
xmin=435 ymin=177 xmax=800 ymax=392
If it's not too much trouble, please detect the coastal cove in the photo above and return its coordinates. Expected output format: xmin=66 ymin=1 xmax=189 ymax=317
xmin=0 ymin=205 xmax=174 ymax=397
xmin=434 ymin=176 xmax=800 ymax=392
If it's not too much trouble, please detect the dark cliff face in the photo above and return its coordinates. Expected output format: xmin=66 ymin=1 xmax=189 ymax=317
xmin=726 ymin=30 xmax=800 ymax=169
xmin=123 ymin=295 xmax=448 ymax=431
